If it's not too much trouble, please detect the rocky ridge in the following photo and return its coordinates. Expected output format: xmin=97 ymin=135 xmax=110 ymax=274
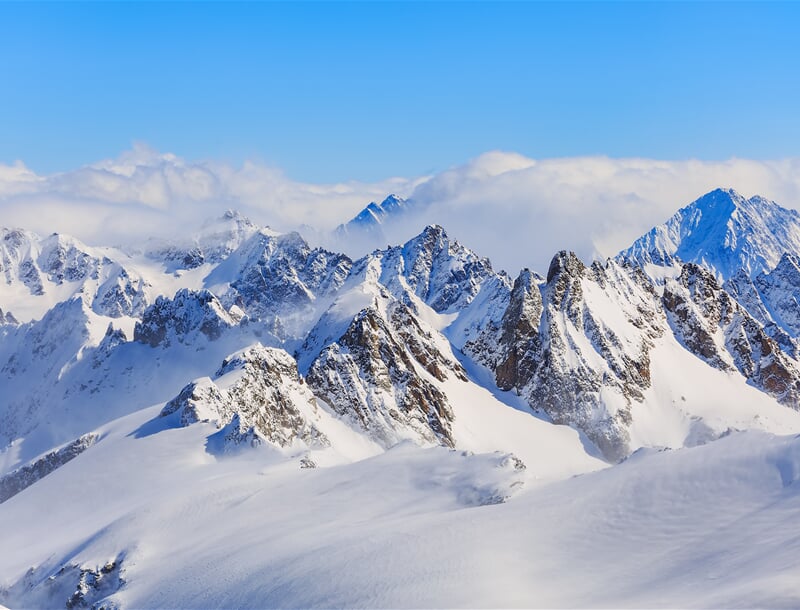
xmin=305 ymin=293 xmax=467 ymax=449
xmin=162 ymin=344 xmax=328 ymax=452
xmin=3 ymin=188 xmax=800 ymax=472
xmin=1 ymin=228 xmax=151 ymax=320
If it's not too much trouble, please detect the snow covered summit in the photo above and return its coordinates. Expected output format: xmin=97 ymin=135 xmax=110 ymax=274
xmin=4 ymin=189 xmax=800 ymax=608
xmin=619 ymin=187 xmax=800 ymax=280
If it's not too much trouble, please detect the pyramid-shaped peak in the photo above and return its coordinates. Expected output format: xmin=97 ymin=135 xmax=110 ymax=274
xmin=684 ymin=188 xmax=743 ymax=215
xmin=380 ymin=193 xmax=407 ymax=207
xmin=619 ymin=188 xmax=800 ymax=281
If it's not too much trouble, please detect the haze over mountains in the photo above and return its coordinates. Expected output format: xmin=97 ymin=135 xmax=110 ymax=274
xmin=4 ymin=147 xmax=800 ymax=273
xmin=2 ymin=186 xmax=800 ymax=608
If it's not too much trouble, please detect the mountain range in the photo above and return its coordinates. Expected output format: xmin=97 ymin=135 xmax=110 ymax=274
xmin=2 ymin=187 xmax=800 ymax=609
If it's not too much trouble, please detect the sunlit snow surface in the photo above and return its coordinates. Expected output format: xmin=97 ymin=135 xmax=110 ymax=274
xmin=5 ymin=196 xmax=800 ymax=609
xmin=1 ymin=406 xmax=799 ymax=608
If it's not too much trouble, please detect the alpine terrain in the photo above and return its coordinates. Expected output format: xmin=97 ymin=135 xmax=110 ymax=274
xmin=2 ymin=188 xmax=800 ymax=609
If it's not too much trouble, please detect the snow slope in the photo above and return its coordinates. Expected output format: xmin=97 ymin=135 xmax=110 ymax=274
xmin=1 ymin=403 xmax=798 ymax=608
xmin=4 ymin=192 xmax=800 ymax=608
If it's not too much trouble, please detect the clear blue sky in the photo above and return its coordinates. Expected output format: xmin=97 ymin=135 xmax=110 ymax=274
xmin=1 ymin=1 xmax=798 ymax=182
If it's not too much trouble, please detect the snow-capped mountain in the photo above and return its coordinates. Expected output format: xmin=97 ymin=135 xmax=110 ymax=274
xmin=4 ymin=189 xmax=800 ymax=608
xmin=143 ymin=209 xmax=259 ymax=272
xmin=619 ymin=187 xmax=800 ymax=280
xmin=0 ymin=228 xmax=152 ymax=322
xmin=619 ymin=187 xmax=800 ymax=348
xmin=329 ymin=194 xmax=422 ymax=257
xmin=335 ymin=193 xmax=411 ymax=239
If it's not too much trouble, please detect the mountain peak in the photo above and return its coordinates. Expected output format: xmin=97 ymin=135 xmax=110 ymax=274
xmin=336 ymin=194 xmax=411 ymax=237
xmin=420 ymin=223 xmax=447 ymax=240
xmin=546 ymin=250 xmax=585 ymax=283
xmin=619 ymin=188 xmax=800 ymax=280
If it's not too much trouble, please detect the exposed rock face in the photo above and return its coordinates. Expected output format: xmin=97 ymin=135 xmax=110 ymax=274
xmin=39 ymin=233 xmax=95 ymax=284
xmin=306 ymin=300 xmax=465 ymax=449
xmin=468 ymin=250 xmax=800 ymax=462
xmin=92 ymin=267 xmax=149 ymax=318
xmin=466 ymin=254 xmax=662 ymax=462
xmin=468 ymin=269 xmax=542 ymax=392
xmin=528 ymin=256 xmax=661 ymax=462
xmin=397 ymin=224 xmax=495 ymax=312
xmin=663 ymin=263 xmax=736 ymax=370
xmin=161 ymin=344 xmax=327 ymax=450
xmin=2 ymin=228 xmax=46 ymax=296
xmin=723 ymin=260 xmax=800 ymax=358
xmin=0 ymin=433 xmax=98 ymax=503
xmin=134 ymin=289 xmax=240 ymax=347
xmin=664 ymin=263 xmax=800 ymax=407
xmin=4 ymin=555 xmax=125 ymax=610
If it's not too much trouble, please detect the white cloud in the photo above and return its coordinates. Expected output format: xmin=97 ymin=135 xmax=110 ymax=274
xmin=0 ymin=143 xmax=420 ymax=247
xmin=2 ymin=145 xmax=800 ymax=275
xmin=392 ymin=153 xmax=800 ymax=274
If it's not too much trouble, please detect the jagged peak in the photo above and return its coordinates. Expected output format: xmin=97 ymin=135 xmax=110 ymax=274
xmin=1 ymin=226 xmax=40 ymax=244
xmin=416 ymin=223 xmax=447 ymax=242
xmin=379 ymin=193 xmax=406 ymax=209
xmin=678 ymin=261 xmax=718 ymax=284
xmin=216 ymin=343 xmax=297 ymax=378
xmin=514 ymin=268 xmax=537 ymax=288
xmin=546 ymin=251 xmax=586 ymax=283
xmin=337 ymin=193 xmax=410 ymax=236
xmin=197 ymin=208 xmax=259 ymax=234
xmin=698 ymin=187 xmax=743 ymax=202
xmin=771 ymin=251 xmax=800 ymax=274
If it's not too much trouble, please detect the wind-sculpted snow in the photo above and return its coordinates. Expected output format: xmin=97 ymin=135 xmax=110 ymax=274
xmin=161 ymin=344 xmax=328 ymax=452
xmin=2 ymin=420 xmax=799 ymax=609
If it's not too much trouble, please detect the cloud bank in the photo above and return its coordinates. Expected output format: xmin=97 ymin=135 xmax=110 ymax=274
xmin=2 ymin=144 xmax=800 ymax=275
xmin=397 ymin=153 xmax=800 ymax=273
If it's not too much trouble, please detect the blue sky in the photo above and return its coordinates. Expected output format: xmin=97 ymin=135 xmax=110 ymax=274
xmin=1 ymin=1 xmax=799 ymax=182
